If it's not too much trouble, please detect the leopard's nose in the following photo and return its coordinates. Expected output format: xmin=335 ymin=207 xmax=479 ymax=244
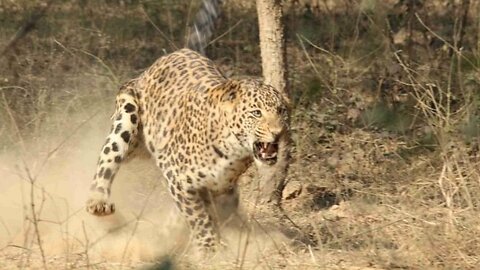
xmin=269 ymin=127 xmax=285 ymax=142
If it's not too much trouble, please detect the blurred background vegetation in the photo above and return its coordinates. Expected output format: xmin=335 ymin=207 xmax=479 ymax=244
xmin=1 ymin=0 xmax=479 ymax=146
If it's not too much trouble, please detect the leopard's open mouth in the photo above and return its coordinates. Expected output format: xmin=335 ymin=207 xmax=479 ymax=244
xmin=253 ymin=141 xmax=279 ymax=165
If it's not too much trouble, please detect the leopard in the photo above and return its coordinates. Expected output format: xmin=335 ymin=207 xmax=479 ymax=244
xmin=85 ymin=48 xmax=291 ymax=252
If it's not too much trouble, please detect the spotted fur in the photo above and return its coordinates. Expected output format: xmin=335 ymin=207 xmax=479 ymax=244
xmin=86 ymin=48 xmax=290 ymax=252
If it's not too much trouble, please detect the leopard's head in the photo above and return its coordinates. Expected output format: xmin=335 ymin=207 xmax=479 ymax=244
xmin=220 ymin=79 xmax=290 ymax=165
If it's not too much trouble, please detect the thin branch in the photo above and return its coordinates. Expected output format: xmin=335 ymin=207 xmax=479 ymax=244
xmin=141 ymin=6 xmax=178 ymax=51
xmin=415 ymin=13 xmax=478 ymax=71
xmin=24 ymin=164 xmax=48 ymax=269
xmin=207 ymin=19 xmax=243 ymax=47
xmin=33 ymin=108 xmax=101 ymax=180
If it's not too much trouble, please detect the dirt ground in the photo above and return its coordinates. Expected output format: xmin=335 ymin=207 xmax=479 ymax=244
xmin=1 ymin=82 xmax=477 ymax=269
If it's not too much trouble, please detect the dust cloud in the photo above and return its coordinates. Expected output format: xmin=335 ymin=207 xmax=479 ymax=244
xmin=0 ymin=102 xmax=187 ymax=265
xmin=0 ymin=98 xmax=290 ymax=267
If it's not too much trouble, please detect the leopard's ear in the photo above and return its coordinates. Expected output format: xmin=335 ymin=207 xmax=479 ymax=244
xmin=264 ymin=81 xmax=290 ymax=108
xmin=219 ymin=80 xmax=240 ymax=103
xmin=221 ymin=89 xmax=236 ymax=102
xmin=215 ymin=80 xmax=241 ymax=115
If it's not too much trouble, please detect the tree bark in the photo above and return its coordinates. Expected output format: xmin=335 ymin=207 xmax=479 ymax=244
xmin=256 ymin=0 xmax=288 ymax=96
xmin=256 ymin=0 xmax=290 ymax=206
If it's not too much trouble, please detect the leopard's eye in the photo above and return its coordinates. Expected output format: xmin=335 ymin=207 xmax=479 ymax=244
xmin=251 ymin=110 xmax=262 ymax=118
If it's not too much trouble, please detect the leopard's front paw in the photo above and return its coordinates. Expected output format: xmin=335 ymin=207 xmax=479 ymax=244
xmin=86 ymin=198 xmax=115 ymax=216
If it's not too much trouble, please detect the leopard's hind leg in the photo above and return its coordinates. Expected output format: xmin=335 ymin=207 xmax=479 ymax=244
xmin=86 ymin=81 xmax=140 ymax=216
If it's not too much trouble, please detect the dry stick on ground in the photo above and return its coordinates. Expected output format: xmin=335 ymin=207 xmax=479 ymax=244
xmin=81 ymin=221 xmax=91 ymax=270
xmin=87 ymin=219 xmax=137 ymax=250
xmin=238 ymin=219 xmax=252 ymax=269
xmin=119 ymin=185 xmax=159 ymax=269
xmin=251 ymin=217 xmax=288 ymax=257
xmin=232 ymin=197 xmax=286 ymax=268
xmin=25 ymin=166 xmax=48 ymax=270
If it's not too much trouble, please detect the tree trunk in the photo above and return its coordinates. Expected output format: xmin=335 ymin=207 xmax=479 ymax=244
xmin=256 ymin=0 xmax=288 ymax=95
xmin=256 ymin=0 xmax=290 ymax=206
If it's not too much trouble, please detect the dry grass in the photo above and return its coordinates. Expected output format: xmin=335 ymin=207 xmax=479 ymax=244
xmin=1 ymin=0 xmax=480 ymax=269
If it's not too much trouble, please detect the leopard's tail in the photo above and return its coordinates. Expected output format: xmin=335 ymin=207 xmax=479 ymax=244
xmin=186 ymin=0 xmax=224 ymax=55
